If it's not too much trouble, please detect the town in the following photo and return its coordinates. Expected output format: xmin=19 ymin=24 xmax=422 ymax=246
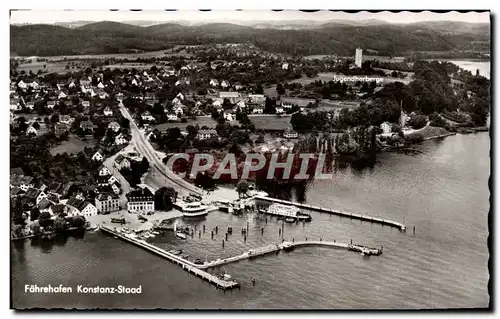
xmin=10 ymin=41 xmax=490 ymax=240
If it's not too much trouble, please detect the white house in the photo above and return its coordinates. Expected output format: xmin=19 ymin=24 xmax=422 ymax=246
xmin=36 ymin=191 xmax=48 ymax=205
xmin=108 ymin=121 xmax=121 ymax=132
xmin=210 ymin=79 xmax=219 ymax=87
xmin=212 ymin=99 xmax=223 ymax=109
xmin=10 ymin=99 xmax=21 ymax=111
xmin=380 ymin=122 xmax=392 ymax=135
xmin=57 ymin=91 xmax=67 ymax=99
xmin=236 ymin=100 xmax=246 ymax=110
xmin=17 ymin=80 xmax=27 ymax=90
xmin=197 ymin=129 xmax=218 ymax=140
xmin=103 ymin=107 xmax=113 ymax=116
xmin=283 ymin=129 xmax=299 ymax=139
xmin=172 ymin=97 xmax=182 ymax=105
xmin=95 ymin=193 xmax=120 ymax=214
xmin=223 ymin=111 xmax=234 ymax=121
xmin=141 ymin=111 xmax=155 ymax=122
xmin=110 ymin=182 xmax=121 ymax=195
xmin=97 ymin=82 xmax=105 ymax=89
xmin=252 ymin=106 xmax=264 ymax=114
xmin=92 ymin=151 xmax=104 ymax=162
xmin=47 ymin=101 xmax=56 ymax=109
xmin=114 ymin=154 xmax=131 ymax=170
xmin=282 ymin=102 xmax=293 ymax=110
xmin=221 ymin=80 xmax=230 ymax=89
xmin=275 ymin=106 xmax=285 ymax=115
xmin=67 ymin=198 xmax=98 ymax=217
xmin=114 ymin=133 xmax=128 ymax=146
xmin=98 ymin=165 xmax=112 ymax=176
xmin=26 ymin=102 xmax=35 ymax=110
xmin=173 ymin=105 xmax=184 ymax=116
xmin=167 ymin=113 xmax=179 ymax=121
xmin=108 ymin=175 xmax=119 ymax=185
xmin=176 ymin=92 xmax=185 ymax=101
xmin=26 ymin=125 xmax=39 ymax=136
xmin=282 ymin=63 xmax=289 ymax=70
xmin=126 ymin=187 xmax=154 ymax=213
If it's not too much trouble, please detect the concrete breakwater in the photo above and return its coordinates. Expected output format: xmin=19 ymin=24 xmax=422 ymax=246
xmin=254 ymin=196 xmax=407 ymax=231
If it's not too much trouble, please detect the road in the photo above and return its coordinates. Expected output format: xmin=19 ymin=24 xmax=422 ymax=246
xmin=102 ymin=146 xmax=133 ymax=208
xmin=118 ymin=102 xmax=203 ymax=197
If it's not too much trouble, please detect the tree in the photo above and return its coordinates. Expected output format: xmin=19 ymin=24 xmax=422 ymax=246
xmin=236 ymin=180 xmax=249 ymax=198
xmin=141 ymin=157 xmax=150 ymax=172
xmin=276 ymin=83 xmax=285 ymax=95
xmin=32 ymin=122 xmax=40 ymax=129
xmin=186 ymin=125 xmax=198 ymax=139
xmin=54 ymin=217 xmax=68 ymax=232
xmin=70 ymin=215 xmax=86 ymax=228
xmin=50 ymin=113 xmax=60 ymax=124
xmin=118 ymin=117 xmax=130 ymax=129
xmin=30 ymin=208 xmax=40 ymax=221
xmin=154 ymin=187 xmax=176 ymax=211
xmin=408 ymin=115 xmax=428 ymax=129
xmin=38 ymin=211 xmax=52 ymax=228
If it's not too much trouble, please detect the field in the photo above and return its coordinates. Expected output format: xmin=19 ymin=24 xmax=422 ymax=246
xmin=249 ymin=115 xmax=293 ymax=130
xmin=316 ymin=100 xmax=361 ymax=111
xmin=49 ymin=136 xmax=97 ymax=156
xmin=17 ymin=61 xmax=75 ymax=74
xmin=154 ymin=117 xmax=218 ymax=132
xmin=13 ymin=46 xmax=194 ymax=61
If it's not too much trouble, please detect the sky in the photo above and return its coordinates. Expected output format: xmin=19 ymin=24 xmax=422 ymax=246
xmin=10 ymin=10 xmax=490 ymax=25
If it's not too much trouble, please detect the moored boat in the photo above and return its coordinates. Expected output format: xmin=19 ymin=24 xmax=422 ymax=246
xmin=259 ymin=203 xmax=312 ymax=222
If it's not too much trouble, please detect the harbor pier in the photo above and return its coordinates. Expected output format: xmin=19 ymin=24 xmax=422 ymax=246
xmin=100 ymin=225 xmax=240 ymax=291
xmin=254 ymin=196 xmax=406 ymax=231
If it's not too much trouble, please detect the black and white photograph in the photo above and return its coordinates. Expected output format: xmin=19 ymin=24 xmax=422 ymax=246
xmin=9 ymin=8 xmax=491 ymax=310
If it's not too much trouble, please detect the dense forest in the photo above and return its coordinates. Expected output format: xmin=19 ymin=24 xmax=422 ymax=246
xmin=11 ymin=21 xmax=490 ymax=56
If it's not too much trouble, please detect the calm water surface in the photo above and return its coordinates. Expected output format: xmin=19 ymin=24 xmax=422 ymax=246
xmin=11 ymin=133 xmax=490 ymax=309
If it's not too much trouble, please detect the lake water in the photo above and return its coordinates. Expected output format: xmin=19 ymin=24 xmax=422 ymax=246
xmin=11 ymin=133 xmax=490 ymax=309
xmin=448 ymin=60 xmax=490 ymax=79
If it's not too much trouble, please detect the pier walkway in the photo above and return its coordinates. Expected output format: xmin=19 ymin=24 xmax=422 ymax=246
xmin=254 ymin=195 xmax=406 ymax=231
xmin=100 ymin=225 xmax=240 ymax=290
xmin=199 ymin=240 xmax=380 ymax=269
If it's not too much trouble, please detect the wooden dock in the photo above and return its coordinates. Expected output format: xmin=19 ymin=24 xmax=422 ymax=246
xmin=100 ymin=225 xmax=240 ymax=291
xmin=254 ymin=196 xmax=406 ymax=231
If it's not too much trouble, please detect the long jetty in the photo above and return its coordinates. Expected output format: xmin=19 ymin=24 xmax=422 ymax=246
xmin=254 ymin=195 xmax=406 ymax=231
xmin=199 ymin=240 xmax=380 ymax=269
xmin=100 ymin=225 xmax=240 ymax=291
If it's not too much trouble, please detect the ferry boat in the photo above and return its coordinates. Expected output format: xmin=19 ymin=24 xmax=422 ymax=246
xmin=259 ymin=203 xmax=312 ymax=222
xmin=176 ymin=232 xmax=187 ymax=239
xmin=176 ymin=200 xmax=209 ymax=217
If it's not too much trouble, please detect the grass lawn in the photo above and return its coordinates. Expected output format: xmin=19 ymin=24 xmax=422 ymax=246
xmin=154 ymin=116 xmax=218 ymax=132
xmin=49 ymin=135 xmax=97 ymax=156
xmin=250 ymin=115 xmax=293 ymax=130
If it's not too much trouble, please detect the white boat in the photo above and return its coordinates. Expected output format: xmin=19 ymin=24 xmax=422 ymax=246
xmin=178 ymin=200 xmax=208 ymax=217
xmin=151 ymin=231 xmax=160 ymax=235
xmin=176 ymin=232 xmax=187 ymax=239
xmin=259 ymin=203 xmax=312 ymax=222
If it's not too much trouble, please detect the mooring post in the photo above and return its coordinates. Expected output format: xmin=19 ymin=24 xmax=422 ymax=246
xmin=199 ymin=230 xmax=201 ymax=238
xmin=350 ymin=239 xmax=352 ymax=245
xmin=211 ymin=231 xmax=214 ymax=239
xmin=215 ymin=226 xmax=218 ymax=234
xmin=413 ymin=226 xmax=415 ymax=234
xmin=246 ymin=221 xmax=249 ymax=230
xmin=225 ymin=233 xmax=228 ymax=241
xmin=261 ymin=228 xmax=264 ymax=235
xmin=222 ymin=240 xmax=225 ymax=248
xmin=278 ymin=228 xmax=281 ymax=236
xmin=320 ymin=237 xmax=322 ymax=242
xmin=305 ymin=237 xmax=308 ymax=241
xmin=244 ymin=234 xmax=247 ymax=242
xmin=252 ymin=278 xmax=256 ymax=286
xmin=203 ymin=224 xmax=205 ymax=233
xmin=292 ymin=237 xmax=294 ymax=243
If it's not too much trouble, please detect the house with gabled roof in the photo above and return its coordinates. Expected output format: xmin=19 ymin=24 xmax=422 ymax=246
xmin=92 ymin=150 xmax=104 ymax=162
xmin=103 ymin=107 xmax=113 ymax=116
xmin=98 ymin=165 xmax=112 ymax=176
xmin=114 ymin=154 xmax=131 ymax=170
xmin=66 ymin=196 xmax=97 ymax=217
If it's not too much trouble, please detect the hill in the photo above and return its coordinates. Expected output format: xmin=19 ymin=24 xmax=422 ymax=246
xmin=10 ymin=21 xmax=490 ymax=57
